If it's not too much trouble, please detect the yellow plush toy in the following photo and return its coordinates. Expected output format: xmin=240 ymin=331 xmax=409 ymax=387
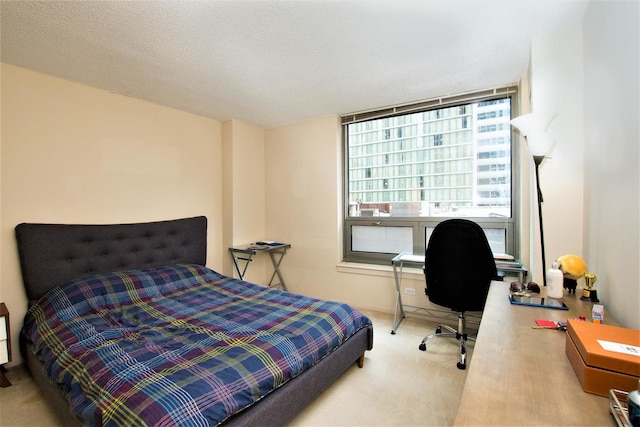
xmin=556 ymin=254 xmax=587 ymax=294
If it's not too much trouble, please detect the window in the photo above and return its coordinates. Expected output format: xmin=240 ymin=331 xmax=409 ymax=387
xmin=342 ymin=86 xmax=519 ymax=264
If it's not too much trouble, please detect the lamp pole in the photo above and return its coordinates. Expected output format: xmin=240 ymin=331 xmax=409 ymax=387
xmin=533 ymin=155 xmax=547 ymax=288
xmin=510 ymin=111 xmax=557 ymax=289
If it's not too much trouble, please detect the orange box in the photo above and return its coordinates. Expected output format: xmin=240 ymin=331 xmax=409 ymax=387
xmin=565 ymin=319 xmax=640 ymax=397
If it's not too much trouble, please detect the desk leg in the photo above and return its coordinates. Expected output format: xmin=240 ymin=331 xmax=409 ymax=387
xmin=267 ymin=249 xmax=288 ymax=291
xmin=391 ymin=262 xmax=406 ymax=334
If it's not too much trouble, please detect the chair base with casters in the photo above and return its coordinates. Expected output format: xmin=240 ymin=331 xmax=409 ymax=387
xmin=418 ymin=312 xmax=476 ymax=370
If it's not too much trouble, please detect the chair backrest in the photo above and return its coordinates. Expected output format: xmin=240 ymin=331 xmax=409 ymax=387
xmin=424 ymin=219 xmax=497 ymax=312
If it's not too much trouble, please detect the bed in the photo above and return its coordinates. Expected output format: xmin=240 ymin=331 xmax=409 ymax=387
xmin=15 ymin=216 xmax=373 ymax=426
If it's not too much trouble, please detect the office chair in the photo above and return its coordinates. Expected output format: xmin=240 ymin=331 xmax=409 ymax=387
xmin=418 ymin=219 xmax=498 ymax=370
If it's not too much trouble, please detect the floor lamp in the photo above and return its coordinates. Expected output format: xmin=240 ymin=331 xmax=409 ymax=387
xmin=510 ymin=112 xmax=557 ymax=288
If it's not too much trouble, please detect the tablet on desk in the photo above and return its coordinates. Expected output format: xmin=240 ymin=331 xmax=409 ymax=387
xmin=509 ymin=294 xmax=569 ymax=310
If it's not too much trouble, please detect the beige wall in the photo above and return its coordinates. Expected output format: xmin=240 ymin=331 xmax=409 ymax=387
xmin=264 ymin=116 xmax=414 ymax=311
xmin=526 ymin=2 xmax=639 ymax=329
xmin=582 ymin=1 xmax=639 ymax=329
xmin=0 ymin=64 xmax=224 ymax=363
xmin=221 ymin=119 xmax=268 ymax=283
xmin=529 ymin=24 xmax=585 ymax=284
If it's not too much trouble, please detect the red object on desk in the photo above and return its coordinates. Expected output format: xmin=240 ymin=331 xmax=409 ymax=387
xmin=535 ymin=319 xmax=558 ymax=328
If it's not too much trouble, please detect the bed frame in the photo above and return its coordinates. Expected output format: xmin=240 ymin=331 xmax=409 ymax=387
xmin=15 ymin=216 xmax=373 ymax=426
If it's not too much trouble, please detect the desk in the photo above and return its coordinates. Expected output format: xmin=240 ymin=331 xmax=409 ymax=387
xmin=390 ymin=253 xmax=528 ymax=334
xmin=454 ymin=281 xmax=617 ymax=426
xmin=390 ymin=253 xmax=465 ymax=334
xmin=229 ymin=243 xmax=291 ymax=291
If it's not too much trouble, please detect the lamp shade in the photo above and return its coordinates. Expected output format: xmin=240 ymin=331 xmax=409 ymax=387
xmin=524 ymin=131 xmax=555 ymax=157
xmin=511 ymin=111 xmax=558 ymax=157
xmin=510 ymin=111 xmax=558 ymax=135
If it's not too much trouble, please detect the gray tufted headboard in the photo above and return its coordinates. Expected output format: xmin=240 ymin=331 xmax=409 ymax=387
xmin=15 ymin=216 xmax=207 ymax=303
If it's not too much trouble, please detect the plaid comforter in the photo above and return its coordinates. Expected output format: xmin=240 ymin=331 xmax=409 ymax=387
xmin=23 ymin=264 xmax=372 ymax=426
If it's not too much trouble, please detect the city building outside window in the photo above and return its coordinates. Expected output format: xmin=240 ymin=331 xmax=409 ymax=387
xmin=342 ymin=86 xmax=519 ymax=265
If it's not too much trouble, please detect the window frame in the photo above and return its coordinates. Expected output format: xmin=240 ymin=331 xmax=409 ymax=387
xmin=342 ymin=86 xmax=520 ymax=265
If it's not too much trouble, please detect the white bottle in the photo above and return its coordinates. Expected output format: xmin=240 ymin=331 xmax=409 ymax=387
xmin=547 ymin=261 xmax=564 ymax=298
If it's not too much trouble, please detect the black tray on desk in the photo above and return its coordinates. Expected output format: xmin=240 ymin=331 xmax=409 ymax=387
xmin=508 ymin=294 xmax=568 ymax=310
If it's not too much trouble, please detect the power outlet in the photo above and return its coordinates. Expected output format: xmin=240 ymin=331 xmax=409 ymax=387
xmin=404 ymin=287 xmax=416 ymax=296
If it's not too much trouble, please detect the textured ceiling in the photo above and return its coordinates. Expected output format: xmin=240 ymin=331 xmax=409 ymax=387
xmin=1 ymin=0 xmax=588 ymax=129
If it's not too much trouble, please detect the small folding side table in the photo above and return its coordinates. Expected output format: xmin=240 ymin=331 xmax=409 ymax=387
xmin=229 ymin=243 xmax=291 ymax=291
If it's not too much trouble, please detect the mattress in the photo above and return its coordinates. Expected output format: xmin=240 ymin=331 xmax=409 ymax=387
xmin=22 ymin=263 xmax=372 ymax=426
